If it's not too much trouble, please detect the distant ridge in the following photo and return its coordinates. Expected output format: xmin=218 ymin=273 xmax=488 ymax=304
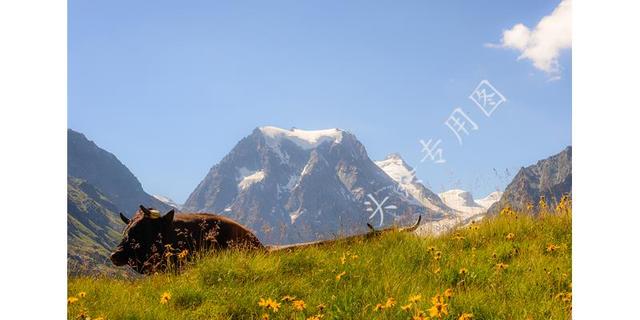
xmin=488 ymin=146 xmax=572 ymax=214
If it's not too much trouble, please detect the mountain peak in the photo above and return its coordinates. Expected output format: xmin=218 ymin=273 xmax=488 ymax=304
xmin=257 ymin=126 xmax=344 ymax=150
xmin=374 ymin=153 xmax=414 ymax=183
xmin=384 ymin=153 xmax=404 ymax=161
xmin=185 ymin=126 xmax=426 ymax=244
xmin=153 ymin=195 xmax=182 ymax=210
xmin=374 ymin=154 xmax=452 ymax=215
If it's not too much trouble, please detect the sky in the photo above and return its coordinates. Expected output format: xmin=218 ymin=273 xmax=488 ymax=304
xmin=69 ymin=0 xmax=572 ymax=204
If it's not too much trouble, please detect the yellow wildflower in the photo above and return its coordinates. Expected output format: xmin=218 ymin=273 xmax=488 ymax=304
xmin=459 ymin=268 xmax=468 ymax=276
xmin=261 ymin=313 xmax=270 ymax=320
xmin=340 ymin=253 xmax=347 ymax=265
xmin=258 ymin=298 xmax=281 ymax=312
xmin=412 ymin=312 xmax=428 ymax=320
xmin=409 ymin=294 xmax=422 ymax=303
xmin=307 ymin=315 xmax=324 ymax=320
xmin=384 ymin=297 xmax=396 ymax=308
xmin=68 ymin=297 xmax=79 ymax=304
xmin=555 ymin=292 xmax=572 ymax=303
xmin=458 ymin=313 xmax=474 ymax=320
xmin=316 ymin=303 xmax=326 ymax=312
xmin=505 ymin=233 xmax=515 ymax=241
xmin=433 ymin=251 xmax=442 ymax=261
xmin=77 ymin=291 xmax=86 ymax=298
xmin=539 ymin=195 xmax=548 ymax=212
xmin=292 ymin=299 xmax=306 ymax=311
xmin=401 ymin=303 xmax=412 ymax=311
xmin=76 ymin=310 xmax=89 ymax=320
xmin=336 ymin=271 xmax=346 ymax=281
xmin=431 ymin=294 xmax=445 ymax=305
xmin=433 ymin=267 xmax=441 ymax=274
xmin=496 ymin=263 xmax=509 ymax=271
xmin=546 ymin=243 xmax=559 ymax=252
xmin=281 ymin=295 xmax=296 ymax=302
xmin=373 ymin=303 xmax=385 ymax=311
xmin=444 ymin=288 xmax=454 ymax=299
xmin=159 ymin=291 xmax=171 ymax=305
xmin=429 ymin=304 xmax=448 ymax=318
xmin=177 ymin=249 xmax=189 ymax=260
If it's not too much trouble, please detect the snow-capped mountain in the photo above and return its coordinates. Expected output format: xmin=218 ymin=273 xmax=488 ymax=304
xmin=153 ymin=195 xmax=182 ymax=210
xmin=183 ymin=126 xmax=434 ymax=244
xmin=439 ymin=189 xmax=486 ymax=216
xmin=374 ymin=153 xmax=451 ymax=215
xmin=476 ymin=191 xmax=503 ymax=209
xmin=414 ymin=189 xmax=500 ymax=237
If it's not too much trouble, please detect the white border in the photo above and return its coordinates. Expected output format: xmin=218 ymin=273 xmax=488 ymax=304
xmin=574 ymin=1 xmax=640 ymax=318
xmin=0 ymin=0 xmax=67 ymax=318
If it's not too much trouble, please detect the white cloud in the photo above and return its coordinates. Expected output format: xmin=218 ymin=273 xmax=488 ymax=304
xmin=488 ymin=0 xmax=572 ymax=77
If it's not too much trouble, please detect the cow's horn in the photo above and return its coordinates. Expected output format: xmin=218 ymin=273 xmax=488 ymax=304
xmin=399 ymin=215 xmax=422 ymax=232
xmin=367 ymin=223 xmax=376 ymax=232
xmin=139 ymin=205 xmax=151 ymax=215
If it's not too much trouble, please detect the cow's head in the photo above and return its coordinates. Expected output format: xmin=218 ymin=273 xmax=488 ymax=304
xmin=110 ymin=205 xmax=175 ymax=274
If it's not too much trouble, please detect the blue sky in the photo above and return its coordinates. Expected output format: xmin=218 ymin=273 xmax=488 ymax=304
xmin=69 ymin=0 xmax=571 ymax=203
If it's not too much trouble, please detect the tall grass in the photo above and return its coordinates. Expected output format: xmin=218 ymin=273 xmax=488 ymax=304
xmin=68 ymin=202 xmax=571 ymax=320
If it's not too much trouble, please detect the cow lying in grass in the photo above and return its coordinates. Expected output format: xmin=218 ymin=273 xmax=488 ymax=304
xmin=110 ymin=205 xmax=263 ymax=274
xmin=110 ymin=205 xmax=421 ymax=274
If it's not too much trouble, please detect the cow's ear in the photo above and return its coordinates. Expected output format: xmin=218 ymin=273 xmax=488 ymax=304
xmin=162 ymin=209 xmax=175 ymax=223
xmin=120 ymin=212 xmax=130 ymax=224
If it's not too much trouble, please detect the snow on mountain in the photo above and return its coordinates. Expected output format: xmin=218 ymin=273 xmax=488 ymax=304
xmin=374 ymin=154 xmax=452 ymax=214
xmin=152 ymin=195 xmax=182 ymax=210
xmin=476 ymin=191 xmax=503 ymax=209
xmin=259 ymin=126 xmax=343 ymax=150
xmin=237 ymin=167 xmax=266 ymax=190
xmin=414 ymin=189 xmax=493 ymax=237
xmin=439 ymin=189 xmax=484 ymax=212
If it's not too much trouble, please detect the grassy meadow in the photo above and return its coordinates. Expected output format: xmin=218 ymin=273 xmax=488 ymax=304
xmin=67 ymin=201 xmax=572 ymax=320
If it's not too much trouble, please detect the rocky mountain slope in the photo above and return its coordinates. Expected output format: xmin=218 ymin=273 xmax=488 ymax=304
xmin=183 ymin=127 xmax=434 ymax=244
xmin=67 ymin=177 xmax=123 ymax=275
xmin=67 ymin=129 xmax=171 ymax=275
xmin=68 ymin=129 xmax=170 ymax=216
xmin=488 ymin=146 xmax=572 ymax=214
xmin=374 ymin=154 xmax=452 ymax=216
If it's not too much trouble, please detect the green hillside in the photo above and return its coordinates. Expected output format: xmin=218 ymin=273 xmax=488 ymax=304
xmin=67 ymin=177 xmax=126 ymax=276
xmin=68 ymin=200 xmax=571 ymax=320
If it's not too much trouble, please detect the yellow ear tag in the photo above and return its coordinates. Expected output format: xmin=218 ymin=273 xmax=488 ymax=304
xmin=148 ymin=209 xmax=161 ymax=219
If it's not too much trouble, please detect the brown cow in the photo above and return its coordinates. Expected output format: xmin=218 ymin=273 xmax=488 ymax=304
xmin=110 ymin=205 xmax=263 ymax=274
